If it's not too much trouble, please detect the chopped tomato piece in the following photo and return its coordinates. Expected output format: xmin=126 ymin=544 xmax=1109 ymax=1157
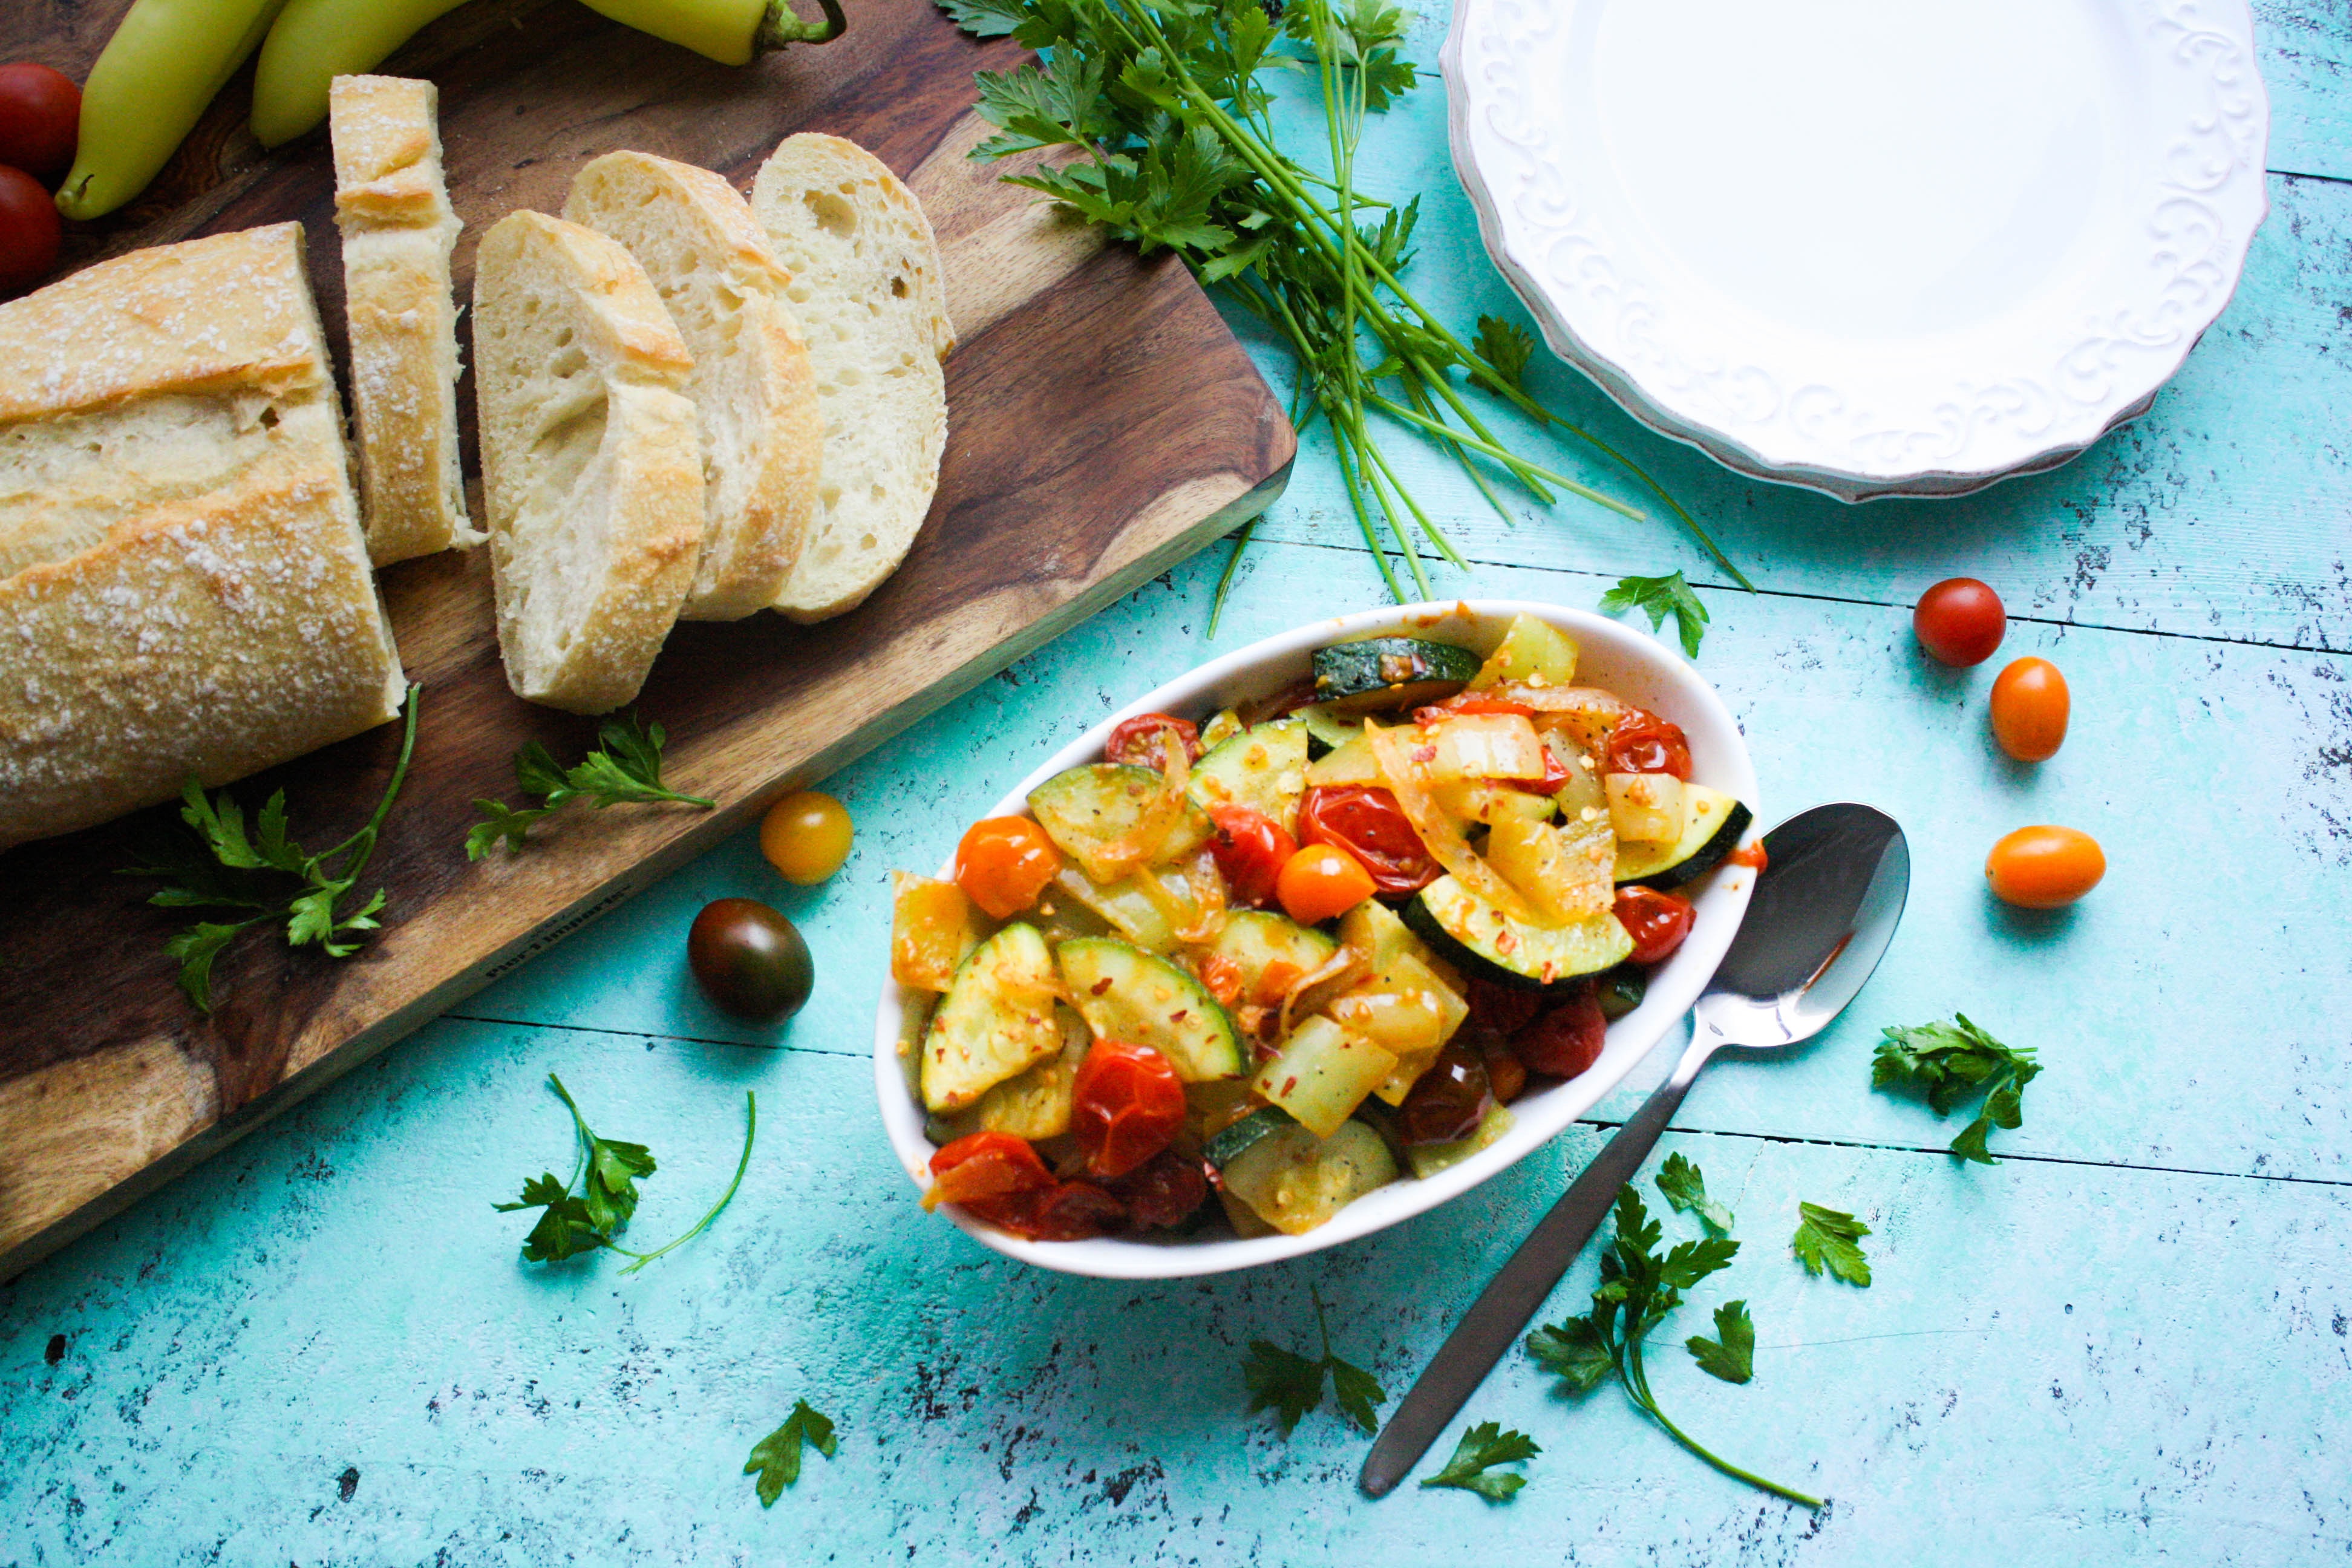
xmin=1605 ymin=711 xmax=1693 ymax=780
xmin=1070 ymin=1039 xmax=1187 ymax=1179
xmin=924 ymin=1131 xmax=1053 ymax=1212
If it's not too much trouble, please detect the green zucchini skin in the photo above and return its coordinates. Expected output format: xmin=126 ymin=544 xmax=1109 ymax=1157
xmin=1203 ymin=1105 xmax=1296 ymax=1168
xmin=1613 ymin=788 xmax=1753 ymax=890
xmin=1311 ymin=638 xmax=1480 ymax=716
xmin=1056 ymin=937 xmax=1244 ymax=1081
xmin=1402 ymin=875 xmax=1634 ymax=991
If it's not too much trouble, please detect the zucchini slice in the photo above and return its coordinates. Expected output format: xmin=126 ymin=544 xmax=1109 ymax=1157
xmin=1057 ymin=936 xmax=1245 ymax=1081
xmin=1253 ymin=1015 xmax=1399 ymax=1138
xmin=1187 ymin=718 xmax=1310 ymax=832
xmin=1220 ymin=1119 xmax=1399 ymax=1235
xmin=1403 ymin=874 xmax=1634 ymax=991
xmin=1205 ymin=909 xmax=1338 ymax=1004
xmin=1612 ymin=784 xmax=1753 ymax=890
xmin=1296 ymin=702 xmax=1360 ymax=757
xmin=1311 ymin=637 xmax=1480 ymax=716
xmin=1028 ymin=763 xmax=1213 ymax=882
xmin=921 ymin=923 xmax=1065 ymax=1112
xmin=1204 ymin=1104 xmax=1295 ymax=1168
xmin=1406 ymin=1102 xmax=1516 ymax=1180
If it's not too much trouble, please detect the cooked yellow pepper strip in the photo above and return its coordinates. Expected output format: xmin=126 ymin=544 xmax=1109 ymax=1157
xmin=250 ymin=0 xmax=474 ymax=148
xmin=56 ymin=0 xmax=293 ymax=220
xmin=573 ymin=0 xmax=846 ymax=67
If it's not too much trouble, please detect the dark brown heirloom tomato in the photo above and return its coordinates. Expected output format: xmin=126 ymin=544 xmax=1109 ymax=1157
xmin=1604 ymin=711 xmax=1693 ymax=780
xmin=970 ymin=1180 xmax=1127 ymax=1241
xmin=1477 ymin=1039 xmax=1527 ymax=1105
xmin=686 ymin=898 xmax=814 ymax=1021
xmin=1396 ymin=1043 xmax=1494 ymax=1145
xmin=1512 ymin=983 xmax=1607 ymax=1079
xmin=1463 ymin=976 xmax=1543 ymax=1041
xmin=1297 ymin=785 xmax=1440 ymax=895
xmin=1106 ymin=713 xmax=1201 ymax=767
xmin=1105 ymin=1150 xmax=1209 ymax=1230
xmin=1207 ymin=805 xmax=1296 ymax=908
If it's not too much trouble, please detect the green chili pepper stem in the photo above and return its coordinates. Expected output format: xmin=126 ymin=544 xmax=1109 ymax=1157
xmin=757 ymin=0 xmax=846 ymax=48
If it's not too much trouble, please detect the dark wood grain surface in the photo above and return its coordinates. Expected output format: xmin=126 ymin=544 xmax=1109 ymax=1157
xmin=0 ymin=0 xmax=1295 ymax=1278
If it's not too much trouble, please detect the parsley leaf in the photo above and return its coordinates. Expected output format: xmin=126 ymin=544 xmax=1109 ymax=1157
xmin=1872 ymin=1014 xmax=2042 ymax=1164
xmin=1791 ymin=1202 xmax=1872 ymax=1287
xmin=466 ymin=714 xmax=714 ymax=859
xmin=123 ymin=687 xmax=420 ymax=1011
xmin=1243 ymin=1284 xmax=1386 ymax=1437
xmin=1686 ymin=1299 xmax=1755 ymax=1384
xmin=1599 ymin=571 xmax=1711 ymax=658
xmin=1473 ymin=315 xmax=1535 ymax=391
xmin=744 ymin=1400 xmax=837 ymax=1506
xmin=494 ymin=1074 xmax=754 ymax=1274
xmin=1528 ymin=1184 xmax=1820 ymax=1508
xmin=1420 ymin=1420 xmax=1540 ymax=1501
xmin=1656 ymin=1152 xmax=1734 ymax=1233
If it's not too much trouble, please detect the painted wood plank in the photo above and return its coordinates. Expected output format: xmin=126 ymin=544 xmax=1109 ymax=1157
xmin=2 ymin=1019 xmax=2343 ymax=1563
xmin=2256 ymin=0 xmax=2352 ymax=181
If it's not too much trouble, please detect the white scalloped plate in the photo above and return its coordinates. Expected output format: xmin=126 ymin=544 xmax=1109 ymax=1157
xmin=1443 ymin=0 xmax=2270 ymax=500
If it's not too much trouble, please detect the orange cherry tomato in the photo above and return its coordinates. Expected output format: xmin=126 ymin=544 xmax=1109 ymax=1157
xmin=1985 ymin=826 xmax=2105 ymax=908
xmin=1612 ymin=885 xmax=1694 ymax=965
xmin=1207 ymin=804 xmax=1296 ymax=907
xmin=1275 ymin=842 xmax=1377 ymax=925
xmin=760 ymin=789 xmax=853 ymax=884
xmin=1297 ymin=785 xmax=1438 ymax=895
xmin=1913 ymin=578 xmax=2007 ymax=666
xmin=953 ymin=817 xmax=1062 ymax=919
xmin=1605 ymin=711 xmax=1693 ymax=780
xmin=923 ymin=1131 xmax=1053 ymax=1211
xmin=1070 ymin=1039 xmax=1187 ymax=1180
xmin=1990 ymin=657 xmax=2069 ymax=762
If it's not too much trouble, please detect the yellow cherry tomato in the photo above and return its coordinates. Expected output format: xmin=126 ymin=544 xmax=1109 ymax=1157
xmin=1985 ymin=825 xmax=2104 ymax=908
xmin=1990 ymin=656 xmax=2069 ymax=762
xmin=1275 ymin=843 xmax=1376 ymax=925
xmin=760 ymin=790 xmax=853 ymax=884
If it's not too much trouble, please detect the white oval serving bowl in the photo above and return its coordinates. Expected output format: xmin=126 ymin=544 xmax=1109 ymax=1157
xmin=873 ymin=601 xmax=1760 ymax=1279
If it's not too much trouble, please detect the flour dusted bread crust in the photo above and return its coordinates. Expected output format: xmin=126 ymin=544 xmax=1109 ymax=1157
xmin=565 ymin=151 xmax=821 ymax=621
xmin=0 ymin=224 xmax=406 ymax=853
xmin=751 ymin=134 xmax=951 ymax=624
xmin=330 ymin=74 xmax=475 ymax=566
xmin=471 ymin=211 xmax=704 ymax=714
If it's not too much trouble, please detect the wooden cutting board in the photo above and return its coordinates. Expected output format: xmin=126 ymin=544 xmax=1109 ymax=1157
xmin=0 ymin=0 xmax=1295 ymax=1279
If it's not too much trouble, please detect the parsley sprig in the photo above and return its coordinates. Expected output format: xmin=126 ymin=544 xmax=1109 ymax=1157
xmin=466 ymin=714 xmax=713 ymax=859
xmin=1527 ymin=1183 xmax=1820 ymax=1508
xmin=1873 ymin=1014 xmax=2042 ymax=1163
xmin=1600 ymin=571 xmax=1711 ymax=657
xmin=939 ymin=0 xmax=1748 ymax=629
xmin=1685 ymin=1299 xmax=1755 ymax=1385
xmin=123 ymin=686 xmax=420 ymax=1012
xmin=745 ymin=1399 xmax=838 ymax=1506
xmin=1420 ymin=1420 xmax=1539 ymax=1501
xmin=495 ymin=1074 xmax=754 ymax=1275
xmin=1656 ymin=1151 xmax=1734 ymax=1233
xmin=1791 ymin=1202 xmax=1872 ymax=1287
xmin=1243 ymin=1284 xmax=1386 ymax=1436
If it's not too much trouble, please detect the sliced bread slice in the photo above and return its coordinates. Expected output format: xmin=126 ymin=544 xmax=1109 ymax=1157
xmin=564 ymin=150 xmax=821 ymax=621
xmin=750 ymin=133 xmax=952 ymax=624
xmin=329 ymin=74 xmax=477 ymax=566
xmin=471 ymin=211 xmax=704 ymax=714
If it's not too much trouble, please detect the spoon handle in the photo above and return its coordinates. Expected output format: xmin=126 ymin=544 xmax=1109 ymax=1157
xmin=1359 ymin=1031 xmax=1714 ymax=1498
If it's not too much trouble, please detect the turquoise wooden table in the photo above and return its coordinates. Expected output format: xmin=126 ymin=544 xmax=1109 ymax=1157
xmin=7 ymin=5 xmax=2350 ymax=1563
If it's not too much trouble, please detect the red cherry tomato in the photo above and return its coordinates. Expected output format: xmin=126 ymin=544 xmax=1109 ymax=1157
xmin=1913 ymin=578 xmax=2007 ymax=666
xmin=966 ymin=1181 xmax=1127 ymax=1241
xmin=924 ymin=1131 xmax=1053 ymax=1211
xmin=1106 ymin=713 xmax=1200 ymax=768
xmin=1511 ymin=983 xmax=1607 ymax=1078
xmin=1604 ymin=711 xmax=1693 ymax=780
xmin=1070 ymin=1038 xmax=1187 ymax=1180
xmin=1463 ymin=975 xmax=1543 ymax=1041
xmin=1207 ymin=804 xmax=1296 ymax=908
xmin=953 ymin=816 xmax=1061 ymax=920
xmin=1103 ymin=1150 xmax=1209 ymax=1230
xmin=0 ymin=165 xmax=60 ymax=298
xmin=1989 ymin=656 xmax=2069 ymax=762
xmin=1985 ymin=825 xmax=2104 ymax=908
xmin=1613 ymin=885 xmax=1695 ymax=965
xmin=1275 ymin=842 xmax=1377 ymax=925
xmin=0 ymin=64 xmax=80 ymax=187
xmin=1296 ymin=785 xmax=1439 ymax=895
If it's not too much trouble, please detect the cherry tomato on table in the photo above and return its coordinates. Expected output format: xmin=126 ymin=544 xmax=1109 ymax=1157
xmin=1104 ymin=1149 xmax=1209 ymax=1230
xmin=1990 ymin=656 xmax=2069 ymax=762
xmin=687 ymin=898 xmax=813 ymax=1021
xmin=1275 ymin=842 xmax=1377 ymax=925
xmin=1985 ymin=825 xmax=2104 ymax=908
xmin=1297 ymin=785 xmax=1439 ymax=895
xmin=760 ymin=789 xmax=852 ymax=884
xmin=1106 ymin=712 xmax=1200 ymax=768
xmin=0 ymin=63 xmax=79 ymax=186
xmin=1605 ymin=711 xmax=1693 ymax=780
xmin=1613 ymin=885 xmax=1694 ymax=965
xmin=1511 ymin=982 xmax=1607 ymax=1079
xmin=1914 ymin=578 xmax=2007 ymax=666
xmin=1070 ymin=1038 xmax=1187 ymax=1179
xmin=954 ymin=816 xmax=1061 ymax=919
xmin=0 ymin=165 xmax=60 ymax=298
xmin=1207 ymin=804 xmax=1295 ymax=908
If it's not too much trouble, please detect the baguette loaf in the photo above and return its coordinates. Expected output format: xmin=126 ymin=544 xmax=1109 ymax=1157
xmin=330 ymin=74 xmax=477 ymax=566
xmin=564 ymin=150 xmax=820 ymax=620
xmin=471 ymin=211 xmax=704 ymax=714
xmin=750 ymin=134 xmax=952 ymax=624
xmin=0 ymin=224 xmax=407 ymax=852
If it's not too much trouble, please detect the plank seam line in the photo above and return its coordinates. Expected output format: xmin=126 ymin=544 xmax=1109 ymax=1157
xmin=439 ymin=1010 xmax=866 ymax=1060
xmin=1576 ymin=1117 xmax=2352 ymax=1189
xmin=2276 ymin=165 xmax=2352 ymax=189
xmin=1252 ymin=537 xmax=2351 ymax=658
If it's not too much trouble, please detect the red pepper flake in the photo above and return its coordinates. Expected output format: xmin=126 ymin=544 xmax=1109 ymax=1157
xmin=1281 ymin=1076 xmax=1299 ymax=1096
xmin=1091 ymin=978 xmax=1114 ymax=996
xmin=1170 ymin=1009 xmax=1189 ymax=1024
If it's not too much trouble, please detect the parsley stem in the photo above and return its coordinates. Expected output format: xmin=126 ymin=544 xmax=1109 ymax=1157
xmin=1206 ymin=516 xmax=1257 ymax=636
xmin=1623 ymin=1337 xmax=1821 ymax=1508
xmin=616 ymin=1091 xmax=757 ymax=1275
xmin=1363 ymin=393 xmax=1641 ymax=518
xmin=319 ymin=684 xmax=422 ymax=869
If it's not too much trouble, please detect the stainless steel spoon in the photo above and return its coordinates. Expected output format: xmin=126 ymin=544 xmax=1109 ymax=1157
xmin=1360 ymin=802 xmax=1910 ymax=1498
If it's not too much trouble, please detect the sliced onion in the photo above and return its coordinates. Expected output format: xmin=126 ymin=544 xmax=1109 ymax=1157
xmin=1367 ymin=721 xmax=1540 ymax=921
xmin=1279 ymin=944 xmax=1367 ymax=1044
xmin=1485 ymin=682 xmax=1632 ymax=717
xmin=1100 ymin=729 xmax=1194 ymax=877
